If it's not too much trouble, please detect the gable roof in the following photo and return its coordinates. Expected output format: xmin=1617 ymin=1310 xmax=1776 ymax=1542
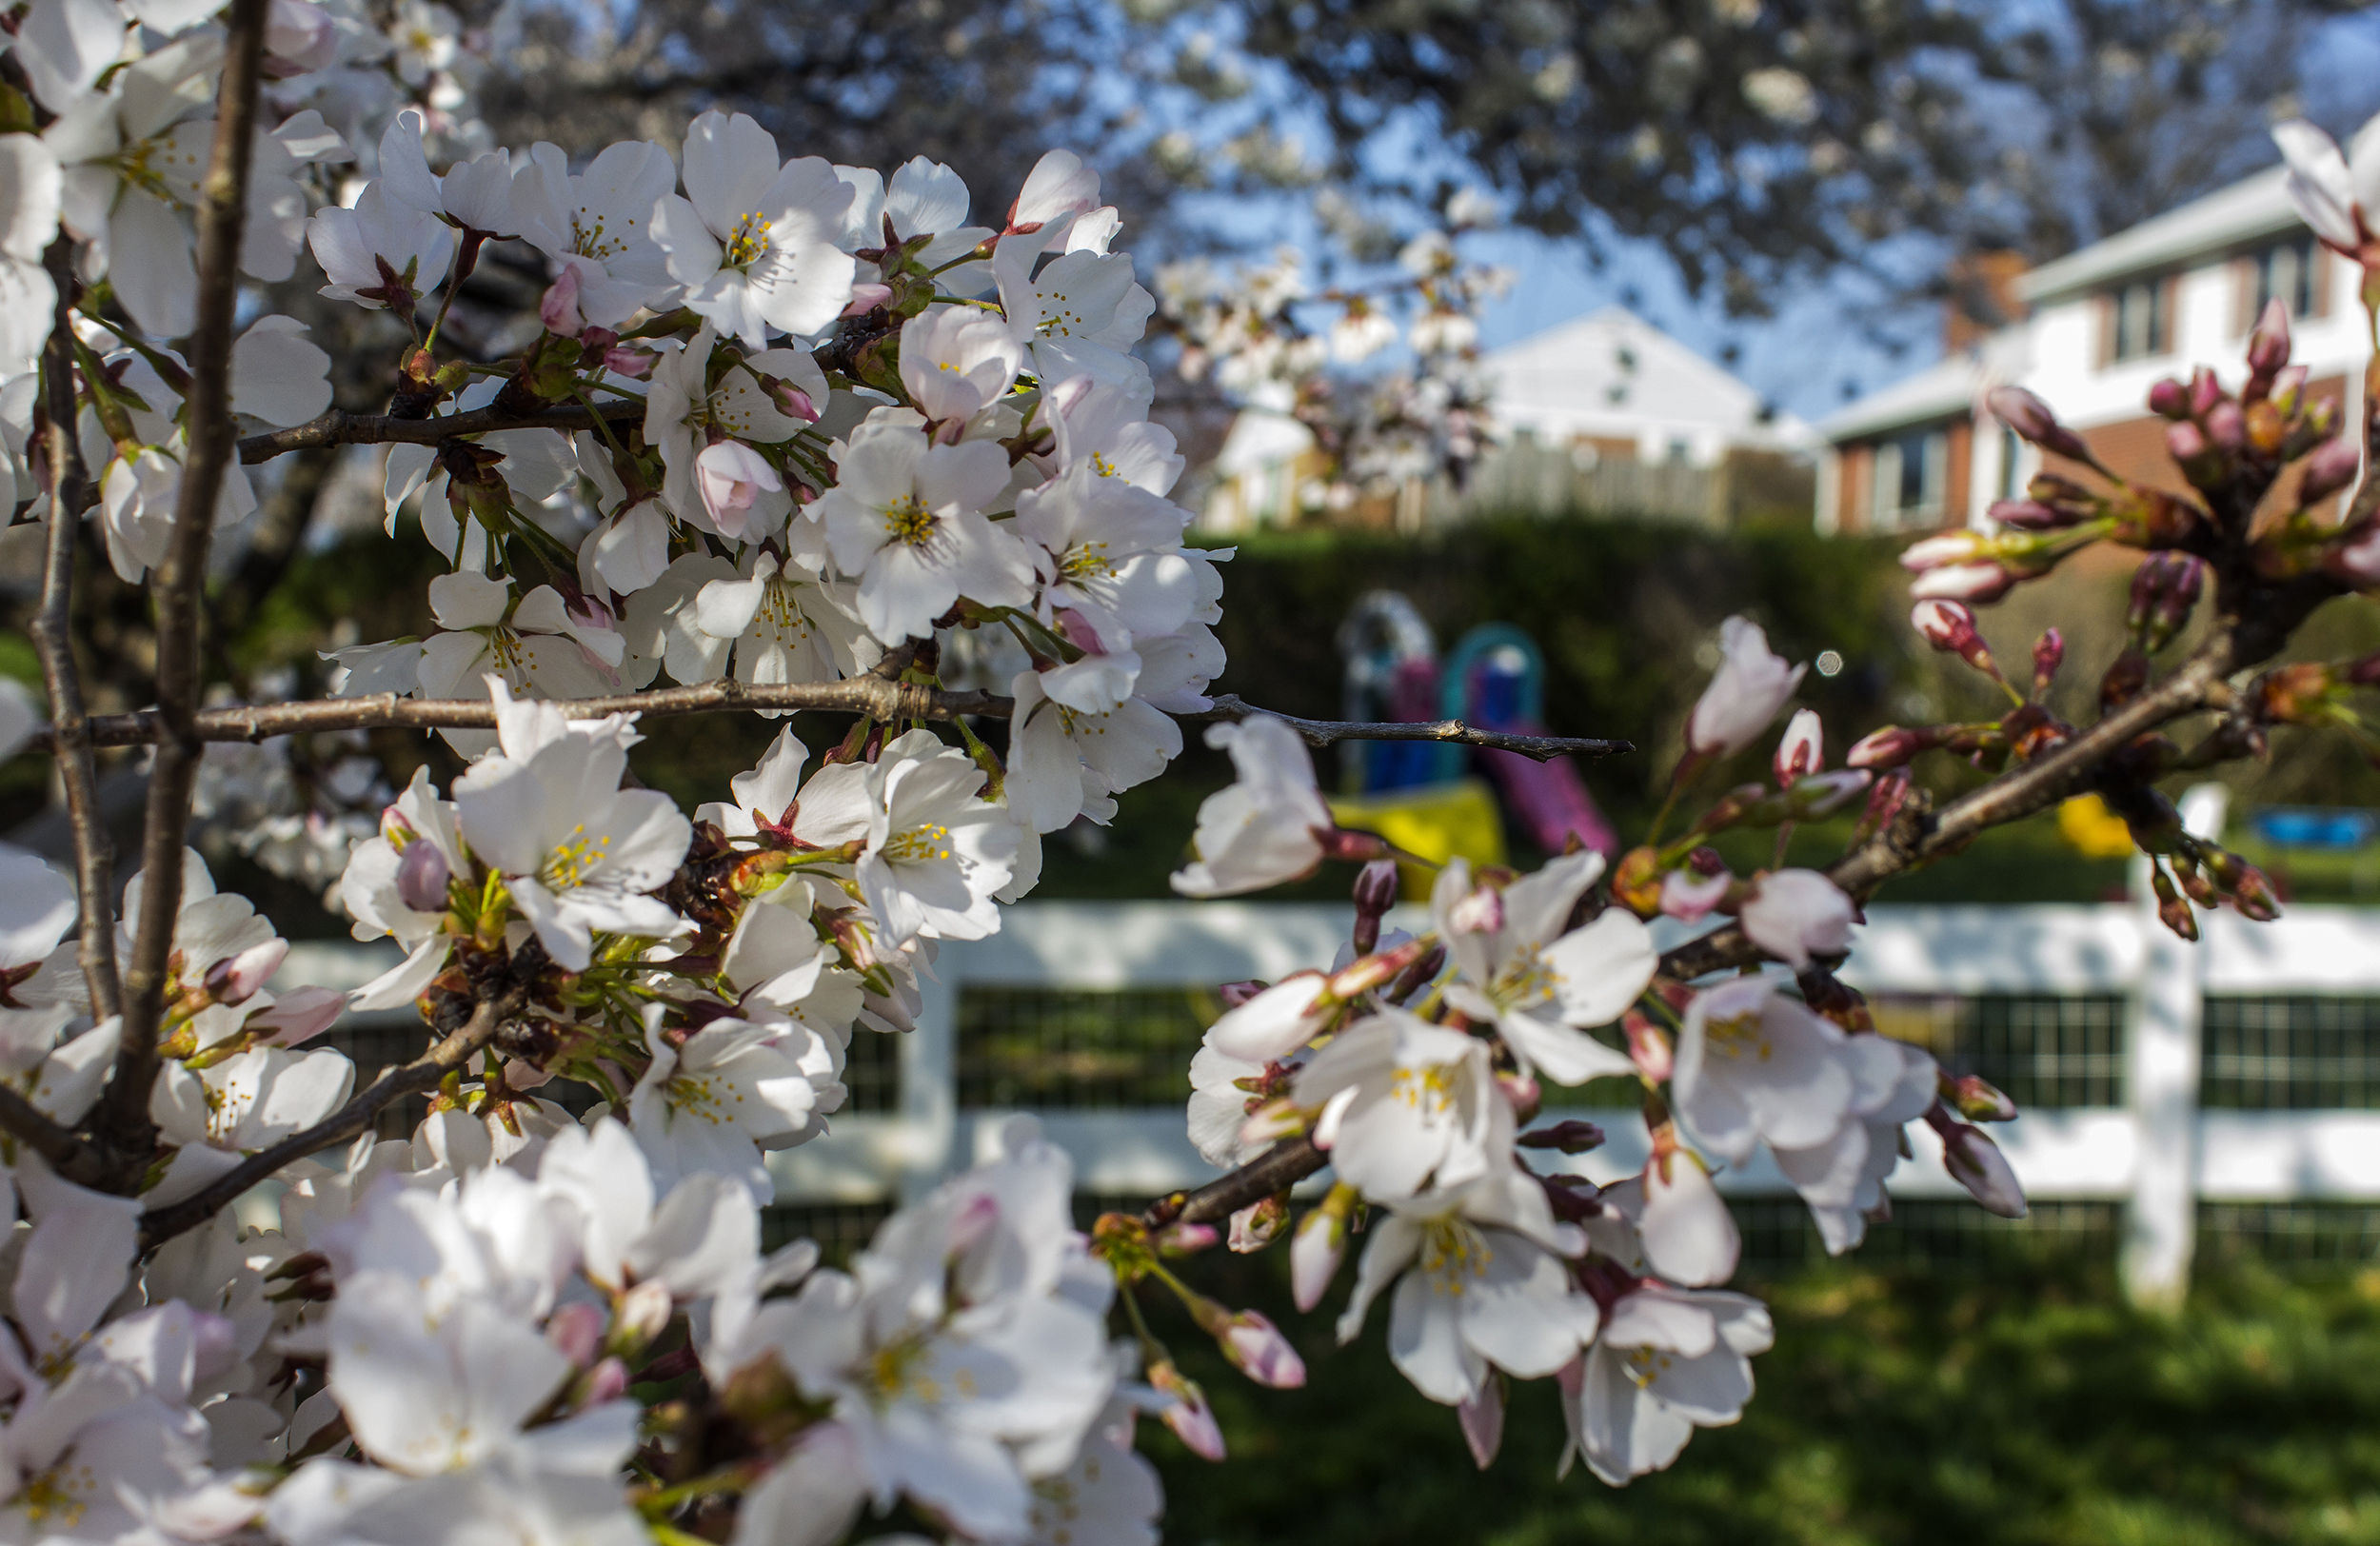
xmin=1816 ymin=351 xmax=1982 ymax=444
xmin=2017 ymin=165 xmax=2303 ymax=306
xmin=1478 ymin=306 xmax=1815 ymax=450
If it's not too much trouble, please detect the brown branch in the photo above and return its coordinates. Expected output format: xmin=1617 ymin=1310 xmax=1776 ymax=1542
xmin=1142 ymin=1138 xmax=1324 ymax=1231
xmin=109 ymin=0 xmax=269 ymax=1178
xmin=1659 ymin=635 xmax=2239 ymax=983
xmin=35 ymin=683 xmax=1638 ymax=761
xmin=137 ymin=979 xmax=525 ymax=1249
xmin=65 ymin=678 xmax=1005 ymax=745
xmin=1195 ymin=694 xmax=1633 ymax=762
xmin=237 ymin=399 xmax=645 ymax=464
xmin=29 ymin=240 xmax=119 ymax=1022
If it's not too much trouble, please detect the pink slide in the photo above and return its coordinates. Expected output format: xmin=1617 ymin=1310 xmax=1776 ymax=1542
xmin=1479 ymin=743 xmax=1619 ymax=859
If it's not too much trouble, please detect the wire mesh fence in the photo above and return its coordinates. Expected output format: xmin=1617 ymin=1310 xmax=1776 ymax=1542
xmin=2197 ymin=1202 xmax=2380 ymax=1269
xmin=1869 ymin=993 xmax=2130 ymax=1108
xmin=956 ymin=985 xmax=1220 ymax=1109
xmin=1730 ymin=1199 xmax=2123 ymax=1276
xmin=2200 ymin=996 xmax=2380 ymax=1109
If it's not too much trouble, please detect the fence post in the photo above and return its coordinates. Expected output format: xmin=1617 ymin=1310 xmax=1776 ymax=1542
xmin=2121 ymin=783 xmax=2227 ymax=1308
xmin=897 ymin=952 xmax=961 ymax=1203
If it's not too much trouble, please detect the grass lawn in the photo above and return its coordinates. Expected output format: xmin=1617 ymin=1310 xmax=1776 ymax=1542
xmin=1138 ymin=1223 xmax=2380 ymax=1546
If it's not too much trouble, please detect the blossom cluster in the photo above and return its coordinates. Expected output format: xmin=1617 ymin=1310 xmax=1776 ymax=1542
xmin=1139 ymin=629 xmax=2020 ymax=1483
xmin=0 ymin=0 xmax=2360 ymax=1533
xmin=1154 ymin=216 xmax=1511 ymax=512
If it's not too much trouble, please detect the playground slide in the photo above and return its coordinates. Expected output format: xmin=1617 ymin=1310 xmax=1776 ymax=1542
xmin=1479 ymin=743 xmax=1618 ymax=859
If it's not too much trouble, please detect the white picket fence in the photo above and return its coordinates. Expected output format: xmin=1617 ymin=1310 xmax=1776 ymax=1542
xmin=279 ymin=892 xmax=2380 ymax=1303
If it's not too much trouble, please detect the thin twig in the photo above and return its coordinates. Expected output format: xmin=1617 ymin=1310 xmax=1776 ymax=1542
xmin=1195 ymin=694 xmax=1632 ymax=761
xmin=236 ymin=398 xmax=645 ymax=464
xmin=137 ymin=980 xmax=524 ymax=1249
xmin=28 ymin=240 xmax=119 ymax=1022
xmin=109 ymin=0 xmax=269 ymax=1176
xmin=42 ymin=683 xmax=1636 ymax=761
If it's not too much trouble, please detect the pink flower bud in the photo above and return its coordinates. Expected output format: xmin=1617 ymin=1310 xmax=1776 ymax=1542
xmin=1911 ymin=563 xmax=2016 ymax=603
xmin=2147 ymin=377 xmax=2190 ymax=420
xmin=2247 ymin=296 xmax=2291 ymax=380
xmin=396 ymin=838 xmax=450 ymax=914
xmin=1290 ymin=1184 xmax=1356 ymax=1312
xmin=1154 ymin=1220 xmax=1220 ymax=1254
xmin=2300 ymin=436 xmax=2362 ymax=505
xmin=2166 ymin=419 xmax=2209 ymax=464
xmin=773 ymin=383 xmax=820 ymax=423
xmin=1149 ymin=1362 xmax=1226 ymax=1460
xmin=612 ymin=1280 xmax=673 ymax=1354
xmin=1912 ymin=598 xmax=2002 ymax=682
xmin=1986 ymin=386 xmax=2090 ymax=461
xmin=1773 ymin=707 xmax=1823 ymax=785
xmin=1625 ymin=1014 xmax=1674 ymax=1082
xmin=2190 ymin=366 xmax=2224 ymax=418
xmin=1228 ymin=1194 xmax=1288 ymax=1254
xmin=842 ymin=283 xmax=894 ymax=316
xmin=603 ymin=345 xmax=654 ymax=379
xmin=206 ymin=938 xmax=288 ymax=1006
xmin=539 ymin=266 xmax=584 ymax=337
xmin=1211 ymin=1309 xmax=1304 ymax=1389
xmin=1350 ymin=859 xmax=1399 ymax=955
xmin=1659 ymin=865 xmax=1732 ymax=921
xmin=1988 ymin=498 xmax=2070 ymax=530
xmin=695 ymin=441 xmax=784 ymax=539
xmin=2205 ymin=399 xmax=2247 ymax=452
xmin=1315 ymin=826 xmax=1393 ymax=862
xmin=546 ymin=1301 xmax=606 ymax=1366
xmin=2329 ymin=519 xmax=2380 ymax=586
xmin=1517 ymin=1119 xmax=1609 ymax=1155
xmin=1898 ymin=531 xmax=1986 ymax=572
xmin=1930 ymin=1105 xmax=2028 ymax=1218
xmin=1946 ymin=1072 xmax=2018 ymax=1122
xmin=1458 ymin=1378 xmax=1506 ymax=1470
xmin=248 ymin=985 xmax=344 ymax=1047
xmin=581 ymin=1358 xmax=629 ymax=1407
xmin=2033 ymin=627 xmax=2065 ymax=693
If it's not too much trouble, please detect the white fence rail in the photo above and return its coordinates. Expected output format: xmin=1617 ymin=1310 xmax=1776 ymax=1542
xmin=279 ymin=894 xmax=2380 ymax=1302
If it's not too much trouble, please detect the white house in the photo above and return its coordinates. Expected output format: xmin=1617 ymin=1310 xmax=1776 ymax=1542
xmin=1199 ymin=306 xmax=1815 ymax=533
xmin=1481 ymin=305 xmax=1816 ymax=468
xmin=1816 ymin=165 xmax=2368 ymax=535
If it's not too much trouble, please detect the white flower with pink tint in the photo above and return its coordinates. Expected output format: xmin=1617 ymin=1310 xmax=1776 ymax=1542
xmin=1686 ymin=617 xmax=1805 ymax=759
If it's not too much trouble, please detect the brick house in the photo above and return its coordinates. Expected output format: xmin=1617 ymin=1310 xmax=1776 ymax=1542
xmin=1815 ymin=165 xmax=2364 ymax=536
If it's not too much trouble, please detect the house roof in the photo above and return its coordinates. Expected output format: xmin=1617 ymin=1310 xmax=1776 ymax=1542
xmin=1478 ymin=305 xmax=1816 ymax=451
xmin=1815 ymin=351 xmax=1982 ymax=444
xmin=2017 ymin=165 xmax=2303 ymax=306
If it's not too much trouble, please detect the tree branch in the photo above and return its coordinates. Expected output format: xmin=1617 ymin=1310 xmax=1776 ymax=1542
xmin=1194 ymin=694 xmax=1632 ymax=761
xmin=1142 ymin=1137 xmax=1322 ymax=1231
xmin=29 ymin=241 xmax=119 ymax=1023
xmin=38 ymin=681 xmax=1637 ymax=762
xmin=137 ymin=977 xmax=526 ymax=1249
xmin=1659 ymin=634 xmax=2238 ymax=982
xmin=237 ymin=398 xmax=645 ymax=464
xmin=109 ymin=0 xmax=269 ymax=1176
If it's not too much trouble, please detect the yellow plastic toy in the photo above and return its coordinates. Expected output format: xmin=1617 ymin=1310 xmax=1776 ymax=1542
xmin=2058 ymin=793 xmax=2137 ymax=859
xmin=1328 ymin=779 xmax=1509 ymax=897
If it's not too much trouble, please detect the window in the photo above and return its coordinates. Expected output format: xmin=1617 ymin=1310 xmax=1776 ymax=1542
xmin=1870 ymin=426 xmax=1948 ymax=532
xmin=1996 ymin=425 xmax=2022 ymax=502
xmin=2251 ymin=236 xmax=2322 ymax=322
xmin=2109 ymin=277 xmax=2170 ymax=363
